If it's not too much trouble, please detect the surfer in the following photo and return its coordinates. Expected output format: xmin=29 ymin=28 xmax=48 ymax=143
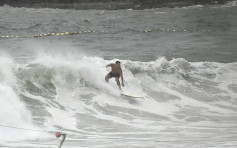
xmin=105 ymin=61 xmax=124 ymax=90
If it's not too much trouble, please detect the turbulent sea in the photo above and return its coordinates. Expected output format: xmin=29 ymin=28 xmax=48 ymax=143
xmin=0 ymin=1 xmax=237 ymax=148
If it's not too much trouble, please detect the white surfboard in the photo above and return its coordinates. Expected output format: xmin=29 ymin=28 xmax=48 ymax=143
xmin=121 ymin=92 xmax=143 ymax=98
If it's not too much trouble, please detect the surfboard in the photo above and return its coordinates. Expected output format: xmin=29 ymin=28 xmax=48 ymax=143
xmin=121 ymin=92 xmax=143 ymax=98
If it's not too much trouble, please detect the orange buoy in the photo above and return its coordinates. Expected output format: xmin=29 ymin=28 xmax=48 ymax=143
xmin=56 ymin=132 xmax=61 ymax=138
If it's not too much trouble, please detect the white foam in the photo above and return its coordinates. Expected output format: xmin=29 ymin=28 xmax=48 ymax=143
xmin=0 ymin=56 xmax=48 ymax=141
xmin=223 ymin=0 xmax=237 ymax=7
xmin=45 ymin=108 xmax=77 ymax=131
xmin=1 ymin=53 xmax=237 ymax=145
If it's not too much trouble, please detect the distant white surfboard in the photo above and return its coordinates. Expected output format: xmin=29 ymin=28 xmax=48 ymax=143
xmin=121 ymin=92 xmax=143 ymax=98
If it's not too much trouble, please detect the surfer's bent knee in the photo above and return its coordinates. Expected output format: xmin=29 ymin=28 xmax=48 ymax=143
xmin=105 ymin=75 xmax=110 ymax=82
xmin=116 ymin=78 xmax=120 ymax=84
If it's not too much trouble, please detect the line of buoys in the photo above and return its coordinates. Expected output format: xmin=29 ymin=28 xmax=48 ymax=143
xmin=0 ymin=30 xmax=95 ymax=39
xmin=1 ymin=29 xmax=212 ymax=39
xmin=144 ymin=29 xmax=212 ymax=33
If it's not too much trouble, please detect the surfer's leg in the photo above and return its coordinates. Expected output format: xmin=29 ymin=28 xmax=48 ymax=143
xmin=115 ymin=77 xmax=121 ymax=90
xmin=105 ymin=74 xmax=110 ymax=82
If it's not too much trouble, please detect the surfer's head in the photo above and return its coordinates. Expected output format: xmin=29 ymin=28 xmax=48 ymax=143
xmin=116 ymin=61 xmax=120 ymax=65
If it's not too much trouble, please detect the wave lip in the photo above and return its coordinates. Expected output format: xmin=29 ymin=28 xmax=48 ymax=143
xmin=0 ymin=57 xmax=49 ymax=141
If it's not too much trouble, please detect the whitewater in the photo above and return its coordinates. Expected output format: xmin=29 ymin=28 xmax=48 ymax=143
xmin=0 ymin=2 xmax=237 ymax=148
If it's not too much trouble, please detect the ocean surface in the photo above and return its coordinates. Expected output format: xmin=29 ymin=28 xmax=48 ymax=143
xmin=0 ymin=1 xmax=237 ymax=148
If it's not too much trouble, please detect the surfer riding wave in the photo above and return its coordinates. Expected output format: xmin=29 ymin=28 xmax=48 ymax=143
xmin=105 ymin=61 xmax=124 ymax=90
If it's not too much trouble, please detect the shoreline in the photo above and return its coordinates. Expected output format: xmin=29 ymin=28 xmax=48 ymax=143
xmin=0 ymin=0 xmax=232 ymax=10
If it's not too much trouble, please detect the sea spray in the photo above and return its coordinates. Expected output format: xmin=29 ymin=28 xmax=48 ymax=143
xmin=0 ymin=56 xmax=49 ymax=141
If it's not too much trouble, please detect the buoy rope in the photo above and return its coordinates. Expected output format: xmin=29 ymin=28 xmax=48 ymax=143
xmin=0 ymin=124 xmax=51 ymax=133
xmin=0 ymin=124 xmax=178 ymax=146
xmin=56 ymin=132 xmax=67 ymax=148
xmin=0 ymin=124 xmax=66 ymax=147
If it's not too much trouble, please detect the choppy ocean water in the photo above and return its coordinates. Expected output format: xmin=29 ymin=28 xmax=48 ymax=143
xmin=0 ymin=1 xmax=237 ymax=148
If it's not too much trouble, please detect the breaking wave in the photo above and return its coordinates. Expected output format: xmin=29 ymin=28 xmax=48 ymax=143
xmin=1 ymin=54 xmax=236 ymax=146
